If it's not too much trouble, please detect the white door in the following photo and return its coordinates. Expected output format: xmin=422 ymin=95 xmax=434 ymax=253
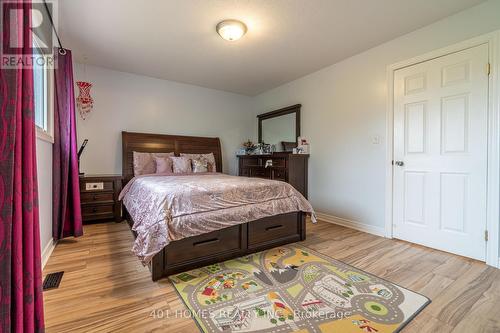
xmin=393 ymin=44 xmax=489 ymax=261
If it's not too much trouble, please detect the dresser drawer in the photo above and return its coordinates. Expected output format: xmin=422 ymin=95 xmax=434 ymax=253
xmin=250 ymin=167 xmax=270 ymax=178
xmin=82 ymin=204 xmax=115 ymax=221
xmin=165 ymin=225 xmax=242 ymax=265
xmin=271 ymin=168 xmax=287 ymax=181
xmin=80 ymin=180 xmax=114 ymax=192
xmin=270 ymin=158 xmax=286 ymax=167
xmin=248 ymin=214 xmax=300 ymax=246
xmin=240 ymin=158 xmax=259 ymax=167
xmin=239 ymin=168 xmax=250 ymax=177
xmin=81 ymin=192 xmax=114 ymax=203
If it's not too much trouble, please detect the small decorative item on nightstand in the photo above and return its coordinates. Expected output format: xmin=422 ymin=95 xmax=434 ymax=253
xmin=79 ymin=174 xmax=123 ymax=224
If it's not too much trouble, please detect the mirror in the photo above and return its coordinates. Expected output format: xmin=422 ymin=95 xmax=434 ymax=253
xmin=258 ymin=104 xmax=301 ymax=152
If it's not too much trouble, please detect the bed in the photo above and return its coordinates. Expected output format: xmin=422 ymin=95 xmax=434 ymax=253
xmin=121 ymin=131 xmax=314 ymax=281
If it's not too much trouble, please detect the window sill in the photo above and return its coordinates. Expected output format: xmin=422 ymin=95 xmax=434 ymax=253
xmin=36 ymin=127 xmax=54 ymax=144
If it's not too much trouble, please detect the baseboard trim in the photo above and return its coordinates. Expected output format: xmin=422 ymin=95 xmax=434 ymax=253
xmin=41 ymin=239 xmax=56 ymax=269
xmin=316 ymin=212 xmax=386 ymax=237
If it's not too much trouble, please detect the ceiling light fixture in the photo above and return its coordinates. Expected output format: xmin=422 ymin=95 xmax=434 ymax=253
xmin=216 ymin=19 xmax=247 ymax=41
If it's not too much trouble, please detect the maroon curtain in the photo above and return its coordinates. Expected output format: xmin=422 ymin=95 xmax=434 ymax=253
xmin=52 ymin=49 xmax=82 ymax=240
xmin=0 ymin=0 xmax=45 ymax=332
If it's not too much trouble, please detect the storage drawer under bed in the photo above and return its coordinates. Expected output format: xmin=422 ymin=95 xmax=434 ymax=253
xmin=248 ymin=213 xmax=301 ymax=247
xmin=164 ymin=224 xmax=242 ymax=265
xmin=150 ymin=212 xmax=305 ymax=280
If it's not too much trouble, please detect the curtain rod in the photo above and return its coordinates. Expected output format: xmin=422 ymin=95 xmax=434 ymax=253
xmin=42 ymin=0 xmax=66 ymax=55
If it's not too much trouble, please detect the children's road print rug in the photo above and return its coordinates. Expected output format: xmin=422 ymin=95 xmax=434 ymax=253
xmin=169 ymin=244 xmax=430 ymax=333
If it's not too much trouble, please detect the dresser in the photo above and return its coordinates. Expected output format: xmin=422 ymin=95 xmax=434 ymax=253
xmin=237 ymin=153 xmax=309 ymax=198
xmin=79 ymin=174 xmax=123 ymax=223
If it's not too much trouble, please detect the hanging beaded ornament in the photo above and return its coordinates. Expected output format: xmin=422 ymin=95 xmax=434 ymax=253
xmin=76 ymin=81 xmax=94 ymax=119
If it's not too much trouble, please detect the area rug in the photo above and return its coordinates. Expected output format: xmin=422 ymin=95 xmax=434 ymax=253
xmin=169 ymin=244 xmax=430 ymax=333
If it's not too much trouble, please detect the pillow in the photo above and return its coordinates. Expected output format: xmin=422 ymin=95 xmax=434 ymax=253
xmin=171 ymin=156 xmax=192 ymax=173
xmin=192 ymin=159 xmax=208 ymax=173
xmin=133 ymin=152 xmax=174 ymax=176
xmin=154 ymin=156 xmax=173 ymax=174
xmin=180 ymin=153 xmax=216 ymax=172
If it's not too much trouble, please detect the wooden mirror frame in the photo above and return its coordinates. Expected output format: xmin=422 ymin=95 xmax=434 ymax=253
xmin=257 ymin=104 xmax=301 ymax=144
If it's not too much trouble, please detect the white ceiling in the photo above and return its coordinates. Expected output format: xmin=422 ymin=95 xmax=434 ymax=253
xmin=59 ymin=0 xmax=485 ymax=96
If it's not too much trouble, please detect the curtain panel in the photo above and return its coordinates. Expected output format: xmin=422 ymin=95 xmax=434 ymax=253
xmin=0 ymin=0 xmax=45 ymax=331
xmin=52 ymin=49 xmax=83 ymax=240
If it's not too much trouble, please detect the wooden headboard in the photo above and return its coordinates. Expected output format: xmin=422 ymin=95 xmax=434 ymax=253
xmin=122 ymin=131 xmax=222 ymax=183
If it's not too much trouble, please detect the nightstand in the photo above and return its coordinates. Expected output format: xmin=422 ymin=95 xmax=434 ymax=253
xmin=79 ymin=174 xmax=123 ymax=223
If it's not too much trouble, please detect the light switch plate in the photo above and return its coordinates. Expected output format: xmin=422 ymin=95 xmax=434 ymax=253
xmin=86 ymin=182 xmax=104 ymax=191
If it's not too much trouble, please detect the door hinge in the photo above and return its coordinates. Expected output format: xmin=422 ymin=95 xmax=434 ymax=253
xmin=485 ymin=230 xmax=489 ymax=242
xmin=487 ymin=63 xmax=491 ymax=76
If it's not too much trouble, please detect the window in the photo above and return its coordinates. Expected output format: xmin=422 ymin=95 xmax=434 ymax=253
xmin=33 ymin=49 xmax=47 ymax=130
xmin=33 ymin=39 xmax=53 ymax=142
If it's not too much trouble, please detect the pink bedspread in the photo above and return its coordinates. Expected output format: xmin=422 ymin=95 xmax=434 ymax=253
xmin=119 ymin=173 xmax=316 ymax=263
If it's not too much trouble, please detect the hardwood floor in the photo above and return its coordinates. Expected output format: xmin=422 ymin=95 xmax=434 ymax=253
xmin=43 ymin=220 xmax=500 ymax=332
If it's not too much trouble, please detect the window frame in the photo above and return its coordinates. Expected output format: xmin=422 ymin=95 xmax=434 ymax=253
xmin=33 ymin=38 xmax=54 ymax=143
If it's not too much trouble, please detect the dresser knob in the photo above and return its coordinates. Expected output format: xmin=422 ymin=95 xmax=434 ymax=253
xmin=92 ymin=207 xmax=97 ymax=213
xmin=92 ymin=195 xmax=97 ymax=201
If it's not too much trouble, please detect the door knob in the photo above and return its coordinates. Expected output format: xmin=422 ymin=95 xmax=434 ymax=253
xmin=395 ymin=161 xmax=404 ymax=166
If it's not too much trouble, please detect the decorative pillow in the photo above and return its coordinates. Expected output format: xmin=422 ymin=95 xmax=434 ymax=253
xmin=192 ymin=159 xmax=208 ymax=173
xmin=171 ymin=156 xmax=192 ymax=173
xmin=154 ymin=156 xmax=173 ymax=174
xmin=180 ymin=153 xmax=216 ymax=172
xmin=133 ymin=152 xmax=174 ymax=176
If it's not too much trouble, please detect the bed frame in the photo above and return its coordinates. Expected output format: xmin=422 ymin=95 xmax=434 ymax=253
xmin=122 ymin=131 xmax=306 ymax=281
